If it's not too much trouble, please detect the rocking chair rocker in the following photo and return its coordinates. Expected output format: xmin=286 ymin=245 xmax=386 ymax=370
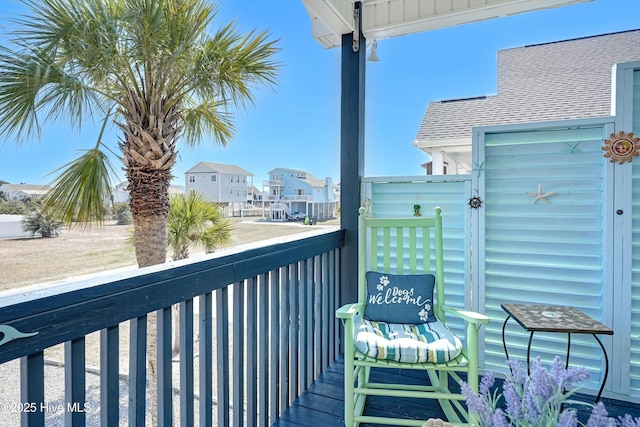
xmin=337 ymin=207 xmax=489 ymax=426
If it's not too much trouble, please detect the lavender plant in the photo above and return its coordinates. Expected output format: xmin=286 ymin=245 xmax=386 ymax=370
xmin=461 ymin=356 xmax=640 ymax=427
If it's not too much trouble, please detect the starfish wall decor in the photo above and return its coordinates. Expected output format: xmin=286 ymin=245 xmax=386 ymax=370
xmin=525 ymin=184 xmax=557 ymax=204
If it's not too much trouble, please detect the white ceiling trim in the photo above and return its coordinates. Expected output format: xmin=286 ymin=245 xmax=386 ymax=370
xmin=301 ymin=0 xmax=591 ymax=49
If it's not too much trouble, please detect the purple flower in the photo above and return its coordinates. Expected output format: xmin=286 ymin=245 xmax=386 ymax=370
xmin=507 ymin=358 xmax=527 ymax=385
xmin=586 ymin=401 xmax=611 ymax=427
xmin=480 ymin=371 xmax=495 ymax=397
xmin=502 ymin=379 xmax=523 ymax=419
xmin=530 ymin=356 xmax=555 ymax=402
xmin=461 ymin=380 xmax=491 ymax=426
xmin=491 ymin=408 xmax=511 ymax=427
xmin=463 ymin=356 xmax=637 ymax=427
xmin=617 ymin=414 xmax=640 ymax=427
xmin=557 ymin=409 xmax=578 ymax=427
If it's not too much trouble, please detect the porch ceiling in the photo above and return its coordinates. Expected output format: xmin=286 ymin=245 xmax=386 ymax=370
xmin=301 ymin=0 xmax=591 ymax=48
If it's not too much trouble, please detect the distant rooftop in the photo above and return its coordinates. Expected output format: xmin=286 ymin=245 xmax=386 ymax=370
xmin=185 ymin=161 xmax=253 ymax=176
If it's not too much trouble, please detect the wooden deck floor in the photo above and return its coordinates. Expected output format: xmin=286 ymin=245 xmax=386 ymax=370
xmin=272 ymin=357 xmax=640 ymax=427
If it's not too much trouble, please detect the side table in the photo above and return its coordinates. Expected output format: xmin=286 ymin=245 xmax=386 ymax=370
xmin=501 ymin=303 xmax=613 ymax=402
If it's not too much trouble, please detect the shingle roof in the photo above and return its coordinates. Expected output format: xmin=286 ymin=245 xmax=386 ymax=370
xmin=184 ymin=162 xmax=252 ymax=176
xmin=415 ymin=29 xmax=640 ymax=143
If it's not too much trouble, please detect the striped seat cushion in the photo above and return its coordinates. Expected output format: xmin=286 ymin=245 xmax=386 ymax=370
xmin=353 ymin=315 xmax=463 ymax=364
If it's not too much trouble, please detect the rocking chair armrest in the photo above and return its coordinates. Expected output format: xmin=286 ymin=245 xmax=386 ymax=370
xmin=336 ymin=302 xmax=364 ymax=319
xmin=441 ymin=305 xmax=490 ymax=325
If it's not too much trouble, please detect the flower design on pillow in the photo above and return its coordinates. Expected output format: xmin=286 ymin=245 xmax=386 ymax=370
xmin=377 ymin=275 xmax=390 ymax=291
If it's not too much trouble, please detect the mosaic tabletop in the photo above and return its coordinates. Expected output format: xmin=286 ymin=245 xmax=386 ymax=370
xmin=501 ymin=304 xmax=613 ymax=335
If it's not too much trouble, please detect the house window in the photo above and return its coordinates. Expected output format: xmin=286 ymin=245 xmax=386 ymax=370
xmin=189 ymin=175 xmax=196 ymax=183
xmin=296 ymin=189 xmax=305 ymax=196
xmin=230 ymin=176 xmax=233 ymax=183
xmin=210 ymin=175 xmax=217 ymax=183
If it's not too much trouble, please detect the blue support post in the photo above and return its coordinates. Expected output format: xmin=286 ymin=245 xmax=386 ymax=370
xmin=340 ymin=1 xmax=366 ymax=309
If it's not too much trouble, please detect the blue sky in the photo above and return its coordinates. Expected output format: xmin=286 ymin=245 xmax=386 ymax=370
xmin=0 ymin=0 xmax=639 ymax=189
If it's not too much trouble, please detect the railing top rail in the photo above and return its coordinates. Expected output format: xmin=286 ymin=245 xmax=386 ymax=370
xmin=0 ymin=228 xmax=344 ymax=364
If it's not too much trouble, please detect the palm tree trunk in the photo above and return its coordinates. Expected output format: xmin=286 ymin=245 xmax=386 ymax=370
xmin=132 ymin=215 xmax=169 ymax=267
xmin=127 ymin=168 xmax=172 ymax=426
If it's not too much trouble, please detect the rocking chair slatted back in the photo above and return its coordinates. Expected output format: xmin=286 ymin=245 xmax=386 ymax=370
xmin=358 ymin=207 xmax=445 ymax=320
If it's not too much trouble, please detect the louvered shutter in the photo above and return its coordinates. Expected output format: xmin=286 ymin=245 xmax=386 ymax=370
xmin=474 ymin=119 xmax=615 ymax=394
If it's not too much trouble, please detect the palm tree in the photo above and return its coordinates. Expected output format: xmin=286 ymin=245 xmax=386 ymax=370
xmin=0 ymin=0 xmax=279 ymax=268
xmin=167 ymin=191 xmax=232 ymax=354
xmin=0 ymin=1 xmax=278 ymax=424
xmin=22 ymin=207 xmax=64 ymax=238
xmin=168 ymin=191 xmax=233 ymax=260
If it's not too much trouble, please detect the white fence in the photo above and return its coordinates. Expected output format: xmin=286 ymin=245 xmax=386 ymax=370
xmin=0 ymin=215 xmax=29 ymax=239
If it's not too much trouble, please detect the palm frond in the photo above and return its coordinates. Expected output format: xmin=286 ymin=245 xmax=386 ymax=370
xmin=42 ymin=147 xmax=118 ymax=227
xmin=168 ymin=192 xmax=233 ymax=260
xmin=180 ymin=98 xmax=235 ymax=146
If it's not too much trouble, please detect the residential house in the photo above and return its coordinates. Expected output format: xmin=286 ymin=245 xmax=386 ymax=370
xmin=0 ymin=183 xmax=50 ymax=200
xmin=264 ymin=167 xmax=337 ymax=221
xmin=184 ymin=162 xmax=252 ymax=216
xmin=414 ymin=29 xmax=640 ymax=174
xmin=109 ymin=181 xmax=130 ymax=204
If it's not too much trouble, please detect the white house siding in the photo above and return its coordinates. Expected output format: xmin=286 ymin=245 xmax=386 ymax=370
xmin=184 ymin=162 xmax=251 ymax=205
xmin=186 ymin=172 xmax=222 ymax=201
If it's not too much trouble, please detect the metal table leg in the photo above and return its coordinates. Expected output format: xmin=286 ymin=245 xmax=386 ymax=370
xmin=502 ymin=315 xmax=511 ymax=362
xmin=593 ymin=334 xmax=609 ymax=403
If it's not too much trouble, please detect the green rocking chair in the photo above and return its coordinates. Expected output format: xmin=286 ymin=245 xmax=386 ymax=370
xmin=337 ymin=207 xmax=489 ymax=426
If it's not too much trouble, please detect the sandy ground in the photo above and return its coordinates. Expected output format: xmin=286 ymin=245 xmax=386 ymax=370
xmin=0 ymin=216 xmax=339 ymax=292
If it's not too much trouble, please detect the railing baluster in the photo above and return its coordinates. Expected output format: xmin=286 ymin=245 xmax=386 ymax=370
xmin=299 ymin=260 xmax=308 ymax=391
xmin=157 ymin=307 xmax=172 ymax=427
xmin=314 ymin=255 xmax=323 ymax=379
xmin=200 ymin=292 xmax=213 ymax=427
xmin=232 ymin=280 xmax=245 ymax=427
xmin=321 ymin=252 xmax=330 ymax=370
xmin=259 ymin=273 xmax=269 ymax=425
xmin=289 ymin=263 xmax=299 ymax=402
xmin=269 ymin=268 xmax=281 ymax=423
xmin=129 ymin=315 xmax=147 ymax=427
xmin=20 ymin=351 xmax=45 ymax=427
xmin=246 ymin=276 xmax=258 ymax=426
xmin=304 ymin=258 xmax=314 ymax=388
xmin=65 ymin=337 xmax=86 ymax=427
xmin=280 ymin=265 xmax=291 ymax=411
xmin=216 ymin=287 xmax=230 ymax=426
xmin=100 ymin=325 xmax=119 ymax=425
xmin=179 ymin=299 xmax=194 ymax=427
xmin=332 ymin=249 xmax=341 ymax=359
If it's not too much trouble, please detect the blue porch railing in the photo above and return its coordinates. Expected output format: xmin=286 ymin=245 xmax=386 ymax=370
xmin=0 ymin=229 xmax=345 ymax=426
